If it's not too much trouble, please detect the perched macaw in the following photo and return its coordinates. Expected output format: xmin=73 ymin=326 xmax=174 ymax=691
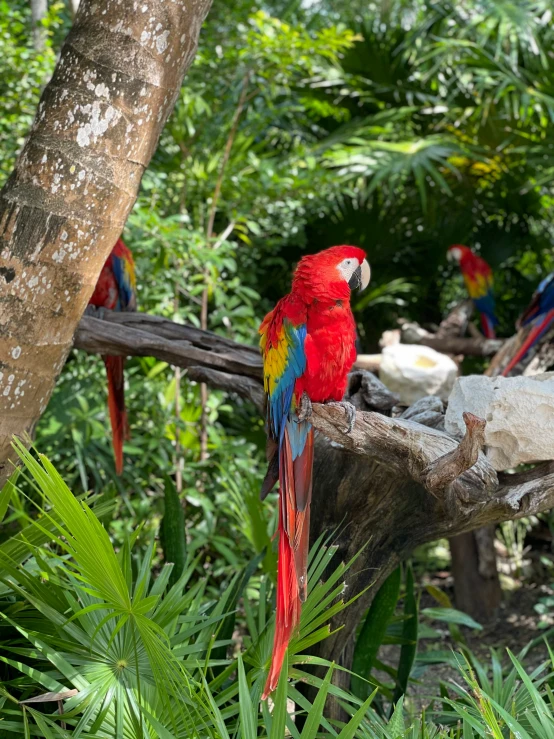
xmin=259 ymin=245 xmax=371 ymax=699
xmin=88 ymin=238 xmax=137 ymax=474
xmin=502 ymin=272 xmax=554 ymax=377
xmin=447 ymin=244 xmax=498 ymax=339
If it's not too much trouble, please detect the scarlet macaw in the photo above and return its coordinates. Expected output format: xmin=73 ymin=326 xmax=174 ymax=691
xmin=88 ymin=238 xmax=137 ymax=474
xmin=502 ymin=272 xmax=554 ymax=376
xmin=259 ymin=245 xmax=370 ymax=698
xmin=447 ymin=244 xmax=498 ymax=338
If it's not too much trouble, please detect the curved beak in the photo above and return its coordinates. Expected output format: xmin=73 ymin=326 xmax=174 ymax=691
xmin=348 ymin=259 xmax=371 ymax=291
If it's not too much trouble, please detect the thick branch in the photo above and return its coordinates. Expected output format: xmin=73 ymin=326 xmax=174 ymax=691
xmin=187 ymin=366 xmax=265 ymax=411
xmin=309 ymin=403 xmax=497 ymax=501
xmin=74 ymin=313 xmax=262 ymax=379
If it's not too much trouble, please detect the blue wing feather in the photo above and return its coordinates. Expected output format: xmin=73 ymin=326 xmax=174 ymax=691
xmin=266 ymin=321 xmax=307 ymax=443
xmin=112 ymin=254 xmax=135 ymax=311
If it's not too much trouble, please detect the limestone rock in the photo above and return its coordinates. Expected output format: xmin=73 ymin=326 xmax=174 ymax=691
xmin=379 ymin=344 xmax=458 ymax=405
xmin=445 ymin=373 xmax=554 ymax=470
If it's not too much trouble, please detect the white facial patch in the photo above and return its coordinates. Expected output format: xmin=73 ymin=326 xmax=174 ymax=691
xmin=337 ymin=257 xmax=360 ymax=282
xmin=448 ymin=247 xmax=462 ymax=262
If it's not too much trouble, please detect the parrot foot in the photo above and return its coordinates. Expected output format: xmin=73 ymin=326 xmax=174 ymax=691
xmin=296 ymin=392 xmax=313 ymax=422
xmin=327 ymin=401 xmax=357 ymax=434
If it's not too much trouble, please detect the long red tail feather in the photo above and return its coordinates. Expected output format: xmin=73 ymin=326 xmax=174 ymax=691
xmin=104 ymin=355 xmax=127 ymax=475
xmin=502 ymin=309 xmax=554 ymax=377
xmin=480 ymin=313 xmax=496 ymax=339
xmin=262 ymin=425 xmax=313 ymax=700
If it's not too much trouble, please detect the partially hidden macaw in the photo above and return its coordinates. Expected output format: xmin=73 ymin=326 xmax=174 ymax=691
xmin=447 ymin=244 xmax=498 ymax=339
xmin=502 ymin=272 xmax=554 ymax=377
xmin=259 ymin=245 xmax=371 ymax=699
xmin=88 ymin=238 xmax=137 ymax=474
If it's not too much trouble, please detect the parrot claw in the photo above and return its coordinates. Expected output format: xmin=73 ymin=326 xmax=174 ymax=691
xmin=327 ymin=401 xmax=357 ymax=434
xmin=296 ymin=392 xmax=313 ymax=422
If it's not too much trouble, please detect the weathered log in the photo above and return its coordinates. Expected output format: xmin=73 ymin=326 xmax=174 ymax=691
xmin=75 ymin=314 xmax=262 ymax=379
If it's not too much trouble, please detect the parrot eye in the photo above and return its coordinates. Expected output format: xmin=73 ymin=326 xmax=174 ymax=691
xmin=337 ymin=258 xmax=359 ymax=282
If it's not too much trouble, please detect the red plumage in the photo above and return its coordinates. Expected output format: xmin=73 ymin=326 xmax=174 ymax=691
xmin=260 ymin=246 xmax=369 ymax=698
xmin=89 ymin=238 xmax=136 ymax=475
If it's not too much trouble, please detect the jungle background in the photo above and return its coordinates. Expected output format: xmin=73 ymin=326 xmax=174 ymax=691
xmin=3 ymin=0 xmax=554 ymax=736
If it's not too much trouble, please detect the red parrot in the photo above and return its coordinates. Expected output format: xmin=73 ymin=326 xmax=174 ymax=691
xmin=447 ymin=244 xmax=498 ymax=338
xmin=259 ymin=245 xmax=371 ymax=699
xmin=88 ymin=238 xmax=137 ymax=474
xmin=502 ymin=272 xmax=554 ymax=376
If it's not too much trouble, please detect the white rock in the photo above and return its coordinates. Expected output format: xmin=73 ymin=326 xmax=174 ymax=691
xmin=445 ymin=373 xmax=554 ymax=471
xmin=379 ymin=344 xmax=458 ymax=405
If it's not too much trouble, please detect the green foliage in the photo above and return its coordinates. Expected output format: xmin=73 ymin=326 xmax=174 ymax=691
xmin=352 ymin=567 xmax=401 ymax=701
xmin=160 ymin=476 xmax=187 ymax=587
xmin=0 ymin=448 xmax=375 ymax=737
xmin=4 ymin=2 xmax=554 ymax=734
xmin=351 ymin=568 xmax=485 ymax=715
xmin=0 ymin=1 xmax=66 ymax=185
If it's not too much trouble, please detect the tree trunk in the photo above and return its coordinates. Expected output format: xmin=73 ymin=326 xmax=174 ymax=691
xmin=0 ymin=0 xmax=212 ymax=485
xmin=450 ymin=527 xmax=502 ymax=622
xmin=31 ymin=0 xmax=48 ymax=51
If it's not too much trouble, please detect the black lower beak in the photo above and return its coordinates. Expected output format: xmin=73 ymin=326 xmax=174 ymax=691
xmin=348 ymin=266 xmax=362 ymax=290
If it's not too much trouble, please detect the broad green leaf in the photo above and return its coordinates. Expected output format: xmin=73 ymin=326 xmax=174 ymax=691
xmin=351 ymin=567 xmax=401 ymax=700
xmin=421 ymin=607 xmax=483 ymax=631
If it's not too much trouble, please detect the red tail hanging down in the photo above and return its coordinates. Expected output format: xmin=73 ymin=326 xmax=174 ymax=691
xmin=104 ymin=355 xmax=128 ymax=475
xmin=502 ymin=308 xmax=554 ymax=377
xmin=262 ymin=425 xmax=313 ymax=700
xmin=480 ymin=313 xmax=496 ymax=340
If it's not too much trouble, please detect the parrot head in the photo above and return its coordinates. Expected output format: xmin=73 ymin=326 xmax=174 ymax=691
xmin=447 ymin=244 xmax=472 ymax=264
xmin=292 ymin=245 xmax=370 ymax=302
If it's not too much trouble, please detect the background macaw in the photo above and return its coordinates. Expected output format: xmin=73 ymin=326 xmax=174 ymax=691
xmin=88 ymin=238 xmax=137 ymax=474
xmin=259 ymin=245 xmax=370 ymax=698
xmin=447 ymin=244 xmax=498 ymax=339
xmin=502 ymin=272 xmax=554 ymax=376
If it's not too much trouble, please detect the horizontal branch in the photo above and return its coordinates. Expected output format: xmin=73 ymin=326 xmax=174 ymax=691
xmin=309 ymin=403 xmax=497 ymax=502
xmin=74 ymin=312 xmax=262 ymax=380
xmin=186 ymin=365 xmax=265 ymax=411
xmin=309 ymin=402 xmax=554 ymax=529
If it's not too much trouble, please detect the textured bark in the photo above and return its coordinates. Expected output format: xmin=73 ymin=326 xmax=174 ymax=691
xmin=0 ymin=0 xmax=212 ymax=484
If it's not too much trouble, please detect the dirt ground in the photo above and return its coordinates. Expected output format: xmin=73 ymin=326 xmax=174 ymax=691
xmin=378 ymin=540 xmax=554 ymax=709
